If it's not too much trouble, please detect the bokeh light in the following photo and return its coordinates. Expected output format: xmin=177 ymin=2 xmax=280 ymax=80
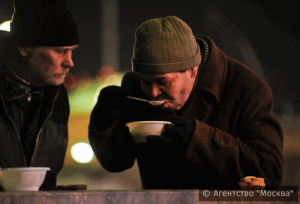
xmin=93 ymin=73 xmax=124 ymax=106
xmin=0 ymin=21 xmax=11 ymax=31
xmin=96 ymin=66 xmax=116 ymax=84
xmin=74 ymin=70 xmax=92 ymax=90
xmin=71 ymin=142 xmax=94 ymax=164
xmin=63 ymin=72 xmax=76 ymax=91
xmin=68 ymin=72 xmax=126 ymax=114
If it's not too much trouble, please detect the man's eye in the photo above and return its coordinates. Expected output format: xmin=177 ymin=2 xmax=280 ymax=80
xmin=56 ymin=50 xmax=64 ymax=54
xmin=157 ymin=80 xmax=169 ymax=86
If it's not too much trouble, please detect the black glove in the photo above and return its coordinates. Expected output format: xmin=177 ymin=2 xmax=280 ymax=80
xmin=92 ymin=85 xmax=129 ymax=131
xmin=96 ymin=85 xmax=129 ymax=112
xmin=147 ymin=114 xmax=195 ymax=156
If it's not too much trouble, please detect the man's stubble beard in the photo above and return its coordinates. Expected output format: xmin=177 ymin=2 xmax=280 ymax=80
xmin=27 ymin=48 xmax=65 ymax=86
xmin=164 ymin=86 xmax=189 ymax=113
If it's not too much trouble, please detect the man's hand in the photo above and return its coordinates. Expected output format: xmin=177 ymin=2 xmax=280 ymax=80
xmin=97 ymin=85 xmax=129 ymax=112
xmin=147 ymin=114 xmax=195 ymax=156
xmin=92 ymin=85 xmax=130 ymax=131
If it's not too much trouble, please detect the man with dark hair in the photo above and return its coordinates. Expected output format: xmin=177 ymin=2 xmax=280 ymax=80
xmin=89 ymin=16 xmax=283 ymax=189
xmin=0 ymin=0 xmax=79 ymax=190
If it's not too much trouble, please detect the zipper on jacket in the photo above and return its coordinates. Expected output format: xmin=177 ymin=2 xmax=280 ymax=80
xmin=30 ymin=87 xmax=60 ymax=167
xmin=0 ymin=94 xmax=27 ymax=166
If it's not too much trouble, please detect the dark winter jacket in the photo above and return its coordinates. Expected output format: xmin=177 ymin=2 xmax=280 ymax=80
xmin=89 ymin=36 xmax=283 ymax=190
xmin=0 ymin=61 xmax=69 ymax=191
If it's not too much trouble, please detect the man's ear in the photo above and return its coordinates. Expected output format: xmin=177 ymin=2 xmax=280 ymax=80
xmin=17 ymin=47 xmax=29 ymax=56
xmin=190 ymin=65 xmax=199 ymax=78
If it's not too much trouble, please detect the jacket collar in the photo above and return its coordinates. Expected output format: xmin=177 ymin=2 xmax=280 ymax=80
xmin=177 ymin=36 xmax=227 ymax=119
xmin=196 ymin=35 xmax=227 ymax=103
xmin=0 ymin=59 xmax=45 ymax=101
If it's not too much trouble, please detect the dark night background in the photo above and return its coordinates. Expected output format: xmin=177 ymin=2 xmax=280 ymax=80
xmin=1 ymin=0 xmax=300 ymax=116
xmin=1 ymin=0 xmax=300 ymax=189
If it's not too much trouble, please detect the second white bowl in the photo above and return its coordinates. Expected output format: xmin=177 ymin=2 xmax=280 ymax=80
xmin=0 ymin=167 xmax=50 ymax=192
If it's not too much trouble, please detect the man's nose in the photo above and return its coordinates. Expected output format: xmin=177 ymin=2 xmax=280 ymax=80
xmin=149 ymin=83 xmax=162 ymax=98
xmin=63 ymin=51 xmax=74 ymax=68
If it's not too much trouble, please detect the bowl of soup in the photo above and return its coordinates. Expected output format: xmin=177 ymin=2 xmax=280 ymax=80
xmin=125 ymin=121 xmax=172 ymax=143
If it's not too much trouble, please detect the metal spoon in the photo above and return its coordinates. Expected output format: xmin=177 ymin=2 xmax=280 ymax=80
xmin=127 ymin=96 xmax=165 ymax=106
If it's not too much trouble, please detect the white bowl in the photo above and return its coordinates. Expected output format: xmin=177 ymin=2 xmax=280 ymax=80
xmin=125 ymin=121 xmax=172 ymax=143
xmin=0 ymin=167 xmax=50 ymax=192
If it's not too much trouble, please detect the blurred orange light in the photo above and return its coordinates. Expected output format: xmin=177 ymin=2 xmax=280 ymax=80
xmin=96 ymin=66 xmax=116 ymax=84
xmin=63 ymin=72 xmax=75 ymax=91
xmin=74 ymin=70 xmax=92 ymax=90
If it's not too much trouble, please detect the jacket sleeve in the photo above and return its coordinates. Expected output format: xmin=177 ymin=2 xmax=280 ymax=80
xmin=88 ymin=73 xmax=138 ymax=173
xmin=88 ymin=103 xmax=136 ymax=172
xmin=184 ymin=85 xmax=284 ymax=187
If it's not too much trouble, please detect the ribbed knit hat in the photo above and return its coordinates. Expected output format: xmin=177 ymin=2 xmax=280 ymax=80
xmin=132 ymin=16 xmax=201 ymax=74
xmin=9 ymin=0 xmax=79 ymax=47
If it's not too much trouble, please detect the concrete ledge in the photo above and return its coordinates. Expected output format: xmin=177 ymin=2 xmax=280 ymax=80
xmin=0 ymin=190 xmax=196 ymax=204
xmin=0 ymin=190 xmax=299 ymax=204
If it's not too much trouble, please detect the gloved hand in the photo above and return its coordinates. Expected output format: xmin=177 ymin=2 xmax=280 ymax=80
xmin=92 ymin=85 xmax=129 ymax=131
xmin=96 ymin=85 xmax=129 ymax=112
xmin=147 ymin=114 xmax=195 ymax=156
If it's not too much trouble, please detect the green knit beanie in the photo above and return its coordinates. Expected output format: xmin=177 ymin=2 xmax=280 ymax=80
xmin=132 ymin=16 xmax=201 ymax=74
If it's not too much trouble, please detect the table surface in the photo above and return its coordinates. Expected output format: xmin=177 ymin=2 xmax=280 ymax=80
xmin=0 ymin=190 xmax=299 ymax=204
